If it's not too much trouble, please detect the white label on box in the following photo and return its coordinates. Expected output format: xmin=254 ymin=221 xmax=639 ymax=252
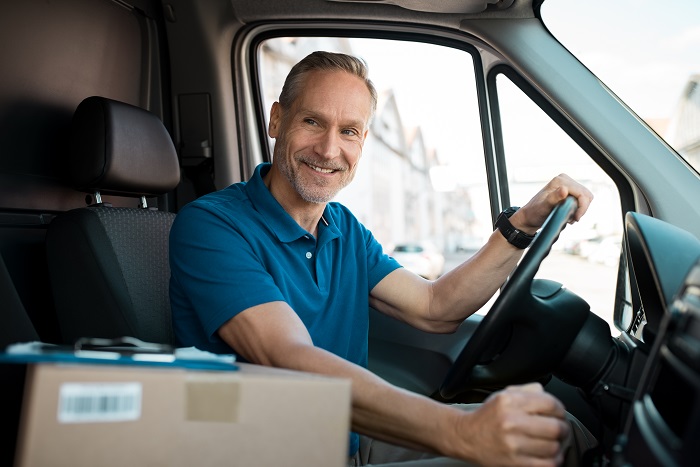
xmin=57 ymin=382 xmax=142 ymax=423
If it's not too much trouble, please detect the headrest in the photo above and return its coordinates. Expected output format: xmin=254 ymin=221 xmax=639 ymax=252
xmin=69 ymin=96 xmax=180 ymax=197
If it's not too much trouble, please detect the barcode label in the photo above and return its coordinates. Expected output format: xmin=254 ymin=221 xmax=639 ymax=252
xmin=57 ymin=382 xmax=142 ymax=423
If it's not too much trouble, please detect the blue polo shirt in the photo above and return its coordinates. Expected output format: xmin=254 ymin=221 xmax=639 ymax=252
xmin=169 ymin=163 xmax=401 ymax=453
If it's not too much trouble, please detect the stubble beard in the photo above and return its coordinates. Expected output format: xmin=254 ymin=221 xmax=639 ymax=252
xmin=274 ymin=145 xmax=353 ymax=204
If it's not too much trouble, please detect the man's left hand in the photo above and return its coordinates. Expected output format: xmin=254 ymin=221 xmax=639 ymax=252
xmin=509 ymin=173 xmax=593 ymax=235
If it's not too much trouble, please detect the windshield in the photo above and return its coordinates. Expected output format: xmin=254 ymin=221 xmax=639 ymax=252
xmin=540 ymin=0 xmax=700 ymax=172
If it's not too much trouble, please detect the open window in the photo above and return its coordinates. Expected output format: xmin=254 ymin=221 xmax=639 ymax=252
xmin=253 ymin=35 xmax=626 ymax=331
xmin=491 ymin=71 xmax=626 ymax=334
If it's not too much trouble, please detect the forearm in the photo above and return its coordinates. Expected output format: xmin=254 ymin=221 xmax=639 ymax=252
xmin=372 ymin=228 xmax=525 ymax=333
xmin=372 ymin=178 xmax=594 ymax=333
xmin=282 ymin=345 xmax=572 ymax=466
xmin=270 ymin=342 xmax=467 ymax=456
xmin=218 ymin=304 xmax=471 ymax=456
xmin=429 ymin=227 xmax=524 ymax=324
xmin=217 ymin=298 xmax=570 ymax=466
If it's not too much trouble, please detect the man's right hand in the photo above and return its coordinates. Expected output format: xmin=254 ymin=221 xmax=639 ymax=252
xmin=447 ymin=383 xmax=570 ymax=466
xmin=220 ymin=303 xmax=573 ymax=466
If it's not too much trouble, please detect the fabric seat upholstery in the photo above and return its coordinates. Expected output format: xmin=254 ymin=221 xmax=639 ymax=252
xmin=46 ymin=96 xmax=180 ymax=345
xmin=0 ymin=253 xmax=40 ymax=349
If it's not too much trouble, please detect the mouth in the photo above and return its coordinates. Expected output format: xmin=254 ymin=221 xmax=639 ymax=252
xmin=305 ymin=162 xmax=338 ymax=174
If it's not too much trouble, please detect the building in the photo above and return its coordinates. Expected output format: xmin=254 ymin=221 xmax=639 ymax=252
xmin=259 ymin=36 xmax=471 ymax=253
xmin=666 ymin=74 xmax=700 ymax=169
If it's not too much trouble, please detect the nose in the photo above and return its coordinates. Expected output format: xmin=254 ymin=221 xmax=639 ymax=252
xmin=314 ymin=130 xmax=341 ymax=159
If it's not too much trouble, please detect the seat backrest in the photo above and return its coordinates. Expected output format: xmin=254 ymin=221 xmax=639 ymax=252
xmin=46 ymin=96 xmax=180 ymax=346
xmin=0 ymin=253 xmax=40 ymax=349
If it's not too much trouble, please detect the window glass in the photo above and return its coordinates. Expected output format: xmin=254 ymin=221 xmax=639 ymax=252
xmin=258 ymin=37 xmax=624 ymax=327
xmin=259 ymin=38 xmax=493 ymax=297
xmin=541 ymin=0 xmax=700 ymax=172
xmin=496 ymin=73 xmax=623 ymax=333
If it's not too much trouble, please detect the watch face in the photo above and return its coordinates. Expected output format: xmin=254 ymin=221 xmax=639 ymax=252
xmin=504 ymin=207 xmax=519 ymax=218
xmin=495 ymin=207 xmax=532 ymax=249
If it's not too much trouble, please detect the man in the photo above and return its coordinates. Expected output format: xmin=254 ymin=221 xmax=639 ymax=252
xmin=169 ymin=51 xmax=595 ymax=466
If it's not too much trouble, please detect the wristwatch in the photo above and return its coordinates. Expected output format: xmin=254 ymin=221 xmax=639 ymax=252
xmin=495 ymin=207 xmax=536 ymax=249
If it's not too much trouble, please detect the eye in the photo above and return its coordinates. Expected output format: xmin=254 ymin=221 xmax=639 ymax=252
xmin=303 ymin=118 xmax=318 ymax=126
xmin=342 ymin=128 xmax=359 ymax=137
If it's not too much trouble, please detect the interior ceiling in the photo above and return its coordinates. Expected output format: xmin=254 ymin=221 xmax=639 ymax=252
xmin=222 ymin=0 xmax=535 ymax=26
xmin=327 ymin=0 xmax=516 ymax=14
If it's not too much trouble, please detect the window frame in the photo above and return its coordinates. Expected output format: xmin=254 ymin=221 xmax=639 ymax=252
xmin=487 ymin=65 xmax=637 ymax=329
xmin=233 ymin=21 xmax=637 ymax=330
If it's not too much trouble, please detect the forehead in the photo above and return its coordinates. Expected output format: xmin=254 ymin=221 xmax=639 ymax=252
xmin=294 ymin=70 xmax=372 ymax=125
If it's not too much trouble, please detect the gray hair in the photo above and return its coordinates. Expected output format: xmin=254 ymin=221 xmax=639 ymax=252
xmin=278 ymin=51 xmax=377 ymax=120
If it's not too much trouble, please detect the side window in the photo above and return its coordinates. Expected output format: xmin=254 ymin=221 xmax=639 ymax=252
xmin=257 ymin=37 xmax=623 ymax=327
xmin=494 ymin=73 xmax=623 ymax=333
xmin=259 ymin=37 xmax=493 ymax=288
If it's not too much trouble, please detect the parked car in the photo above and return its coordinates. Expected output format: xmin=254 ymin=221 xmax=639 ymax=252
xmin=391 ymin=242 xmax=445 ymax=280
xmin=1 ymin=0 xmax=699 ymax=465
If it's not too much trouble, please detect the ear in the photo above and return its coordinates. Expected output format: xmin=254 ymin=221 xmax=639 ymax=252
xmin=268 ymin=102 xmax=281 ymax=138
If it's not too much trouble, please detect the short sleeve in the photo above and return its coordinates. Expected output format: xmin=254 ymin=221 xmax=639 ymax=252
xmin=169 ymin=203 xmax=286 ymax=339
xmin=362 ymin=222 xmax=402 ymax=290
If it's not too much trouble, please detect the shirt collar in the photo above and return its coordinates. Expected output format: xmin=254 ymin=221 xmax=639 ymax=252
xmin=245 ymin=163 xmax=341 ymax=243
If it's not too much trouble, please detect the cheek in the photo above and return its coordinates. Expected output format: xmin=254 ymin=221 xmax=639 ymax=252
xmin=285 ymin=128 xmax=314 ymax=152
xmin=344 ymin=141 xmax=364 ymax=166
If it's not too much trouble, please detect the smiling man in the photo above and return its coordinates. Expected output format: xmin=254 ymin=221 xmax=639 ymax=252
xmin=169 ymin=51 xmax=596 ymax=466
xmin=264 ymin=66 xmax=369 ymax=228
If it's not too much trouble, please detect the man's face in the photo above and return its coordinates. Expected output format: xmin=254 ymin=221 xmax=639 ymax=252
xmin=268 ymin=70 xmax=371 ymax=204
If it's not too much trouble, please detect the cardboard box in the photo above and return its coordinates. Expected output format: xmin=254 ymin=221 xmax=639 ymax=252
xmin=13 ymin=362 xmax=351 ymax=467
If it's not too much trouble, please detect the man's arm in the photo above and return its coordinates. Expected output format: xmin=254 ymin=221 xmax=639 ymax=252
xmin=218 ymin=301 xmax=571 ymax=466
xmin=370 ymin=174 xmax=594 ymax=333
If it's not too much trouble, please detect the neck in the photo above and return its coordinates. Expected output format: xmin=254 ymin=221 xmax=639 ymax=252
xmin=263 ymin=165 xmax=326 ymax=235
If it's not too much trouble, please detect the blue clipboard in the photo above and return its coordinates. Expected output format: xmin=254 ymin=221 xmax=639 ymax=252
xmin=0 ymin=337 xmax=238 ymax=372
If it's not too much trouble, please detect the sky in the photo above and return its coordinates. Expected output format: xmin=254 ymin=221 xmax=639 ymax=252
xmin=541 ymin=0 xmax=700 ymax=121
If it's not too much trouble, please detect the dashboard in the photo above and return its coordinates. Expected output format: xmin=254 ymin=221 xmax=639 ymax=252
xmin=617 ymin=212 xmax=700 ymax=465
xmin=624 ymin=212 xmax=700 ymax=341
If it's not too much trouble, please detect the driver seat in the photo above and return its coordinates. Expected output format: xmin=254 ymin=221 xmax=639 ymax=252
xmin=46 ymin=96 xmax=180 ymax=345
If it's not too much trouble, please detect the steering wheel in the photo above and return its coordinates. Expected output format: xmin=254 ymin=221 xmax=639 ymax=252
xmin=439 ymin=196 xmax=591 ymax=400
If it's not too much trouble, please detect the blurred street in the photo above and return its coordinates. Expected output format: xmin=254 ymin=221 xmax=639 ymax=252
xmin=443 ymin=249 xmax=619 ymax=334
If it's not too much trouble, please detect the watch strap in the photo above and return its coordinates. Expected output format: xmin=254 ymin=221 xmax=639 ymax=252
xmin=495 ymin=207 xmax=535 ymax=249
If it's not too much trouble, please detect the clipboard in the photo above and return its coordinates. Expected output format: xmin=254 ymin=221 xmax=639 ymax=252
xmin=0 ymin=337 xmax=238 ymax=372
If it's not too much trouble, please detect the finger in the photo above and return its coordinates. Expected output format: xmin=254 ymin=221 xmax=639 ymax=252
xmin=513 ymin=433 xmax=563 ymax=458
xmin=520 ymin=415 xmax=571 ymax=442
xmin=551 ymin=181 xmax=593 ymax=223
xmin=573 ymin=191 xmax=593 ymax=221
xmin=508 ymin=382 xmax=544 ymax=393
xmin=556 ymin=175 xmax=594 ymax=222
xmin=567 ymin=185 xmax=593 ymax=221
xmin=514 ymin=390 xmax=567 ymax=420
xmin=501 ymin=415 xmax=569 ymax=466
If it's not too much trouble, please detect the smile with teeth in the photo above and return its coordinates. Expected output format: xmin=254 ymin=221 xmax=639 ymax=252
xmin=307 ymin=163 xmax=336 ymax=174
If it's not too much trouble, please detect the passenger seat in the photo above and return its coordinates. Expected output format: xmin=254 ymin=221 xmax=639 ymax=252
xmin=0 ymin=253 xmax=39 ymax=349
xmin=46 ymin=97 xmax=180 ymax=346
